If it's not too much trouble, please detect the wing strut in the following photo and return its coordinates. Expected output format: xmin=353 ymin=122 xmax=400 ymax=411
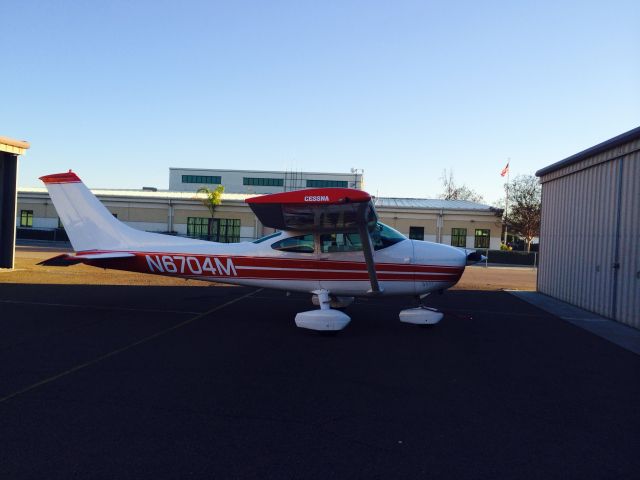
xmin=357 ymin=203 xmax=382 ymax=294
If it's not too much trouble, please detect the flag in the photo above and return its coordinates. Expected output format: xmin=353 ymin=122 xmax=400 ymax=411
xmin=500 ymin=162 xmax=509 ymax=177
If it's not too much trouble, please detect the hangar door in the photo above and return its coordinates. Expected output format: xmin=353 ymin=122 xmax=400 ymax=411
xmin=615 ymin=151 xmax=639 ymax=328
xmin=538 ymin=159 xmax=621 ymax=320
xmin=539 ymin=151 xmax=639 ymax=329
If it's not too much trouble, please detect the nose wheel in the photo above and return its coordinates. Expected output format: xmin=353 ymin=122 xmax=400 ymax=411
xmin=399 ymin=293 xmax=443 ymax=325
xmin=399 ymin=306 xmax=443 ymax=325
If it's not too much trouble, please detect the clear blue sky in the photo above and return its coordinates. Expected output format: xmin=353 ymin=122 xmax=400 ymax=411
xmin=2 ymin=0 xmax=639 ymax=203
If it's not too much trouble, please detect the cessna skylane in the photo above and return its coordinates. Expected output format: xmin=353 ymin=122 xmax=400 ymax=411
xmin=39 ymin=171 xmax=477 ymax=331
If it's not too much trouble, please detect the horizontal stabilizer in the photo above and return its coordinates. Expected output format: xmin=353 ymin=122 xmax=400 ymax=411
xmin=75 ymin=252 xmax=136 ymax=260
xmin=38 ymin=254 xmax=82 ymax=267
xmin=38 ymin=252 xmax=136 ymax=267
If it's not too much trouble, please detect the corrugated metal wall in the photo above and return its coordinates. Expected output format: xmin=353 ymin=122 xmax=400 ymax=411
xmin=538 ymin=139 xmax=639 ymax=329
xmin=615 ymin=148 xmax=639 ymax=327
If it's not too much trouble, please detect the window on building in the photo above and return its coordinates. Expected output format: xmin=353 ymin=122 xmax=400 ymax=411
xmin=451 ymin=228 xmax=467 ymax=247
xmin=306 ymin=179 xmax=348 ymax=188
xmin=20 ymin=210 xmax=33 ymax=227
xmin=271 ymin=234 xmax=315 ymax=253
xmin=243 ymin=177 xmax=284 ymax=187
xmin=474 ymin=229 xmax=490 ymax=249
xmin=320 ymin=232 xmax=363 ymax=253
xmin=182 ymin=175 xmax=222 ymax=184
xmin=187 ymin=217 xmax=240 ymax=242
xmin=216 ymin=218 xmax=241 ymax=243
xmin=409 ymin=226 xmax=424 ymax=240
xmin=187 ymin=217 xmax=209 ymax=238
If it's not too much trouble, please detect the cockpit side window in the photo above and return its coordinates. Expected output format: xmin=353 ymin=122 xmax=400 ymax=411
xmin=320 ymin=232 xmax=363 ymax=253
xmin=271 ymin=234 xmax=315 ymax=253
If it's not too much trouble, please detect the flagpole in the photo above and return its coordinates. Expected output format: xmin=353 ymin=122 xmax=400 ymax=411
xmin=503 ymin=158 xmax=510 ymax=245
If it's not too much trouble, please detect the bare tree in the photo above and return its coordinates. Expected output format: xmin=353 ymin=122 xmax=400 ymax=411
xmin=196 ymin=185 xmax=224 ymax=239
xmin=438 ymin=169 xmax=485 ymax=203
xmin=504 ymin=175 xmax=541 ymax=252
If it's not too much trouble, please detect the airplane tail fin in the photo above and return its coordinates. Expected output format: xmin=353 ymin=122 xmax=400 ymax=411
xmin=40 ymin=171 xmax=145 ymax=252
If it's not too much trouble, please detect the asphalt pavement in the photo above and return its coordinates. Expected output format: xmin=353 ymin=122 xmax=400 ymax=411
xmin=1 ymin=283 xmax=639 ymax=479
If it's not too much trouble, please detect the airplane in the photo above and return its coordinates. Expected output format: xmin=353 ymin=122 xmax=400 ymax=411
xmin=39 ymin=171 xmax=479 ymax=332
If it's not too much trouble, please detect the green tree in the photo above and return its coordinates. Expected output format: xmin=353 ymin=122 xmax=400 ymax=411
xmin=504 ymin=175 xmax=541 ymax=252
xmin=196 ymin=185 xmax=224 ymax=240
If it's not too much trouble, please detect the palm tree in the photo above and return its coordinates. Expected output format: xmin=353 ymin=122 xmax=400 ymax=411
xmin=196 ymin=185 xmax=224 ymax=240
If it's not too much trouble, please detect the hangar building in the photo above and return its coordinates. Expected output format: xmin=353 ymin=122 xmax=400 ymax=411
xmin=1 ymin=136 xmax=29 ymax=268
xmin=536 ymin=126 xmax=640 ymax=329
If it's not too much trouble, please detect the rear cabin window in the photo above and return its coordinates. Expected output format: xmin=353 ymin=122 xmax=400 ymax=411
xmin=271 ymin=234 xmax=315 ymax=253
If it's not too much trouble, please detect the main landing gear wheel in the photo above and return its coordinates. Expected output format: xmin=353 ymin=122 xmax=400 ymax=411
xmin=295 ymin=289 xmax=351 ymax=331
xmin=311 ymin=294 xmax=355 ymax=310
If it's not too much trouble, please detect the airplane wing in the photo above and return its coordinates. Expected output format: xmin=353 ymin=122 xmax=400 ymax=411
xmin=246 ymin=188 xmax=382 ymax=293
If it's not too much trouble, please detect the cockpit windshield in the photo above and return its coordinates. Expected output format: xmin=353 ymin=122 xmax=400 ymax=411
xmin=369 ymin=222 xmax=407 ymax=250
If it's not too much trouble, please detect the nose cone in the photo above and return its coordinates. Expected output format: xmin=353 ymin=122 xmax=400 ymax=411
xmin=411 ymin=240 xmax=467 ymax=268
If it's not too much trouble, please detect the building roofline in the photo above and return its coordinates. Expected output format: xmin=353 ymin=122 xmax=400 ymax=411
xmin=18 ymin=187 xmax=256 ymax=203
xmin=536 ymin=126 xmax=640 ymax=177
xmin=18 ymin=187 xmax=499 ymax=213
xmin=0 ymin=135 xmax=30 ymax=155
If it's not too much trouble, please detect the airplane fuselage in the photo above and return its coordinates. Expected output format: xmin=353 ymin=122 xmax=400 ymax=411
xmin=79 ymin=232 xmax=466 ymax=297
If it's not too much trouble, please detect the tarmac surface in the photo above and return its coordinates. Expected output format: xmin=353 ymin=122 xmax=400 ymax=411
xmin=1 ymin=283 xmax=639 ymax=479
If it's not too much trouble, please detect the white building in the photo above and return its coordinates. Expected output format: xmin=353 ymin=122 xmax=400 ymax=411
xmin=17 ymin=188 xmax=502 ymax=249
xmin=169 ymin=168 xmax=364 ymax=194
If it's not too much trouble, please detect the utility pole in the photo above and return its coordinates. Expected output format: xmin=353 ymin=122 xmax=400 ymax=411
xmin=351 ymin=167 xmax=363 ymax=189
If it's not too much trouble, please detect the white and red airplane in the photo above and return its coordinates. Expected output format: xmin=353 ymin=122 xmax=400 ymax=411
xmin=39 ymin=171 xmax=477 ymax=331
